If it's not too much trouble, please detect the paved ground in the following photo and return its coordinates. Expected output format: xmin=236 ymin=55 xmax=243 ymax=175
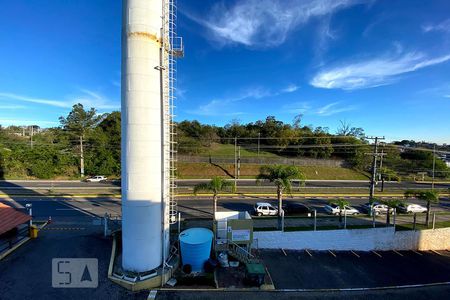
xmin=0 ymin=179 xmax=448 ymax=191
xmin=2 ymin=195 xmax=450 ymax=229
xmin=261 ymin=249 xmax=450 ymax=289
xmin=0 ymin=224 xmax=147 ymax=300
xmin=155 ymin=286 xmax=450 ymax=300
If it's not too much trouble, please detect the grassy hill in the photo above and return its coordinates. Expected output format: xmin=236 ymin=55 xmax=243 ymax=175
xmin=178 ymin=162 xmax=369 ymax=180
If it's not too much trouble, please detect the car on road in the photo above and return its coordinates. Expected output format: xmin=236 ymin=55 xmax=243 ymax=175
xmin=254 ymin=202 xmax=278 ymax=216
xmin=324 ymin=204 xmax=359 ymax=215
xmin=361 ymin=202 xmax=393 ymax=215
xmin=282 ymin=202 xmax=313 ymax=216
xmin=85 ymin=176 xmax=107 ymax=182
xmin=397 ymin=203 xmax=427 ymax=214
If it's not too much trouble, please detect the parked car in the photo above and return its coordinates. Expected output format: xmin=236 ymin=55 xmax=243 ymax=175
xmin=86 ymin=175 xmax=107 ymax=182
xmin=282 ymin=202 xmax=313 ymax=216
xmin=254 ymin=202 xmax=278 ymax=216
xmin=397 ymin=203 xmax=427 ymax=214
xmin=324 ymin=204 xmax=359 ymax=215
xmin=361 ymin=202 xmax=393 ymax=215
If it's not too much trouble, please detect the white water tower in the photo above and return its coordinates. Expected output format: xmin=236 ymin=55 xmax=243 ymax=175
xmin=121 ymin=0 xmax=182 ymax=273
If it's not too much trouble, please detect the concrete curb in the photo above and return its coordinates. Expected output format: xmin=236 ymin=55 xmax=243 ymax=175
xmin=156 ymin=281 xmax=450 ymax=292
xmin=0 ymin=192 xmax=447 ymax=199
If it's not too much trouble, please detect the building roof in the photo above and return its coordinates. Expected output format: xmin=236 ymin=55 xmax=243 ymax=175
xmin=0 ymin=203 xmax=31 ymax=235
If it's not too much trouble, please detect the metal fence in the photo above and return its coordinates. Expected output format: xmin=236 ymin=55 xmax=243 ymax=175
xmin=179 ymin=155 xmax=345 ymax=167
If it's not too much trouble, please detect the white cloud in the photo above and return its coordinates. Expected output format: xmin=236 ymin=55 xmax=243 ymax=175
xmin=311 ymin=52 xmax=450 ymax=90
xmin=316 ymin=102 xmax=356 ymax=116
xmin=422 ymin=19 xmax=450 ymax=33
xmin=0 ymin=90 xmax=119 ymax=110
xmin=281 ymin=84 xmax=300 ymax=93
xmin=0 ymin=119 xmax=58 ymax=126
xmin=282 ymin=102 xmax=311 ymax=114
xmin=187 ymin=87 xmax=270 ymax=116
xmin=0 ymin=92 xmax=69 ymax=108
xmin=282 ymin=101 xmax=355 ymax=116
xmin=184 ymin=0 xmax=368 ymax=48
xmin=0 ymin=105 xmax=27 ymax=109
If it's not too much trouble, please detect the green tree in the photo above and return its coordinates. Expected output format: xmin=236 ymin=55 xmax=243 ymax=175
xmin=59 ymin=104 xmax=102 ymax=177
xmin=256 ymin=165 xmax=306 ymax=229
xmin=404 ymin=190 xmax=439 ymax=227
xmin=379 ymin=167 xmax=400 ymax=182
xmin=193 ymin=176 xmax=235 ymax=222
xmin=329 ymin=199 xmax=350 ymax=227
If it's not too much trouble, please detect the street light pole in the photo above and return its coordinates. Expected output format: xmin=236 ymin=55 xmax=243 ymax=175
xmin=257 ymin=132 xmax=260 ymax=156
xmin=432 ymin=144 xmax=436 ymax=190
xmin=237 ymin=146 xmax=241 ymax=179
xmin=234 ymin=137 xmax=237 ymax=188
xmin=369 ymin=137 xmax=379 ymax=199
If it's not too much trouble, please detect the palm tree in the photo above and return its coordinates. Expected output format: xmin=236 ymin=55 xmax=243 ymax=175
xmin=256 ymin=165 xmax=305 ymax=229
xmin=329 ymin=199 xmax=350 ymax=227
xmin=193 ymin=176 xmax=235 ymax=221
xmin=404 ymin=190 xmax=439 ymax=227
xmin=380 ymin=199 xmax=403 ymax=225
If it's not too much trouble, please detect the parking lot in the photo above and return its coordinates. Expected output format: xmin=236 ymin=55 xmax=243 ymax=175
xmin=0 ymin=223 xmax=146 ymax=300
xmin=261 ymin=249 xmax=450 ymax=289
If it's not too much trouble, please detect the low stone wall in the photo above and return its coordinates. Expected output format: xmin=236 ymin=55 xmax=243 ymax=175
xmin=254 ymin=227 xmax=450 ymax=251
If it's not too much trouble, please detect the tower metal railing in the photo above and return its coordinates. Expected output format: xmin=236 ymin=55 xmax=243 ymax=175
xmin=163 ymin=0 xmax=183 ymax=225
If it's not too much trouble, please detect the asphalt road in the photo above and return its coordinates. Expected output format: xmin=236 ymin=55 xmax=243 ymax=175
xmin=3 ymin=195 xmax=449 ymax=228
xmin=0 ymin=179 xmax=448 ymax=190
xmin=178 ymin=179 xmax=450 ymax=190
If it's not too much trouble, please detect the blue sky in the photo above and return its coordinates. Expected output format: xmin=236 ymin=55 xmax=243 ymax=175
xmin=0 ymin=0 xmax=449 ymax=143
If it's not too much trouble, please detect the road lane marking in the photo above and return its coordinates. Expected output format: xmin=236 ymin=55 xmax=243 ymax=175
xmin=281 ymin=249 xmax=287 ymax=256
xmin=431 ymin=250 xmax=443 ymax=256
xmin=412 ymin=250 xmax=423 ymax=256
xmin=372 ymin=251 xmax=382 ymax=258
xmin=43 ymin=227 xmax=86 ymax=230
xmin=148 ymin=290 xmax=157 ymax=300
xmin=305 ymin=249 xmax=313 ymax=257
xmin=328 ymin=250 xmax=337 ymax=258
xmin=351 ymin=250 xmax=360 ymax=258
xmin=393 ymin=250 xmax=403 ymax=257
xmin=56 ymin=208 xmax=93 ymax=211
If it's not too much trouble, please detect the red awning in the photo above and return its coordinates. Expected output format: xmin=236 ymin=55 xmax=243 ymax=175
xmin=0 ymin=203 xmax=31 ymax=235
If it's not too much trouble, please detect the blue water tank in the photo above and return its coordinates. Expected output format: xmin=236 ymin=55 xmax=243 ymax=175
xmin=179 ymin=228 xmax=213 ymax=272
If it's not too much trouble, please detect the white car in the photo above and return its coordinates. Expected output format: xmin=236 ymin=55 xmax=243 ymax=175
xmin=362 ymin=202 xmax=393 ymax=215
xmin=254 ymin=202 xmax=278 ymax=216
xmin=86 ymin=176 xmax=107 ymax=182
xmin=398 ymin=203 xmax=427 ymax=214
xmin=324 ymin=204 xmax=359 ymax=215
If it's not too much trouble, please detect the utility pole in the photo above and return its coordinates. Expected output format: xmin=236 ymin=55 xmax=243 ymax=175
xmin=432 ymin=144 xmax=436 ymax=190
xmin=237 ymin=146 xmax=241 ymax=179
xmin=80 ymin=135 xmax=85 ymax=178
xmin=379 ymin=145 xmax=385 ymax=191
xmin=234 ymin=137 xmax=237 ymax=187
xmin=379 ymin=148 xmax=384 ymax=176
xmin=30 ymin=126 xmax=34 ymax=148
xmin=257 ymin=132 xmax=260 ymax=156
xmin=367 ymin=136 xmax=385 ymax=199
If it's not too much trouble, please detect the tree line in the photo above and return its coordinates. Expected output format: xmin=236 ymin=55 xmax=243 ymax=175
xmin=0 ymin=104 xmax=448 ymax=179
